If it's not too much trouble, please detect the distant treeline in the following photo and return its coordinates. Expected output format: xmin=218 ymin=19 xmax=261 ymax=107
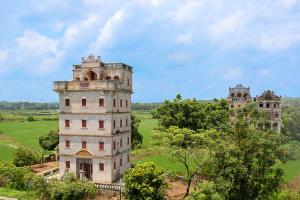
xmin=0 ymin=101 xmax=58 ymax=110
xmin=0 ymin=97 xmax=299 ymax=111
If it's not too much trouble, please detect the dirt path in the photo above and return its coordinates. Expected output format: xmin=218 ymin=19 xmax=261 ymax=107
xmin=283 ymin=175 xmax=300 ymax=192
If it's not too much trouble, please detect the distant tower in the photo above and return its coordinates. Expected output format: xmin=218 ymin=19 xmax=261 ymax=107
xmin=254 ymin=90 xmax=281 ymax=133
xmin=53 ymin=55 xmax=133 ymax=183
xmin=227 ymin=84 xmax=252 ymax=110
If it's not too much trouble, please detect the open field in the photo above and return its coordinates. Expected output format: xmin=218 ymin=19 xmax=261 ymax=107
xmin=0 ymin=111 xmax=300 ymax=183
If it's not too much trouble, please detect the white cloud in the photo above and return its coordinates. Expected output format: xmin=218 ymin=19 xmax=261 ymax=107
xmin=90 ymin=9 xmax=126 ymax=51
xmin=0 ymin=50 xmax=8 ymax=61
xmin=176 ymin=32 xmax=193 ymax=44
xmin=280 ymin=0 xmax=298 ymax=9
xmin=260 ymin=32 xmax=300 ymax=51
xmin=16 ymin=30 xmax=59 ymax=56
xmin=223 ymin=67 xmax=242 ymax=80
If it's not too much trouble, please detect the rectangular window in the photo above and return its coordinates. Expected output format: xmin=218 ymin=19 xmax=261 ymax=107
xmin=120 ymin=139 xmax=122 ymax=147
xmin=99 ymin=163 xmax=104 ymax=171
xmin=82 ymin=98 xmax=87 ymax=107
xmin=113 ymin=141 xmax=116 ymax=150
xmin=82 ymin=120 xmax=87 ymax=128
xmin=65 ymin=140 xmax=70 ymax=148
xmin=99 ymin=98 xmax=104 ymax=107
xmin=126 ymin=99 xmax=128 ymax=107
xmin=120 ymin=158 xmax=122 ymax=167
xmin=114 ymin=161 xmax=116 ymax=170
xmin=127 ymin=155 xmax=130 ymax=162
xmin=120 ymin=99 xmax=122 ymax=107
xmin=65 ymin=99 xmax=70 ymax=107
xmin=120 ymin=119 xmax=122 ymax=127
xmin=99 ymin=142 xmax=104 ymax=150
xmin=127 ymin=79 xmax=130 ymax=86
xmin=126 ymin=119 xmax=128 ymax=127
xmin=99 ymin=120 xmax=104 ymax=129
xmin=127 ymin=136 xmax=130 ymax=145
xmin=66 ymin=161 xmax=70 ymax=169
xmin=82 ymin=141 xmax=87 ymax=149
xmin=113 ymin=99 xmax=116 ymax=107
xmin=65 ymin=120 xmax=70 ymax=128
xmin=113 ymin=120 xmax=116 ymax=128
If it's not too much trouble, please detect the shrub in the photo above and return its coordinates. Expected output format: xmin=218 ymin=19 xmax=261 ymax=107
xmin=13 ymin=147 xmax=38 ymax=167
xmin=39 ymin=131 xmax=59 ymax=151
xmin=27 ymin=116 xmax=35 ymax=121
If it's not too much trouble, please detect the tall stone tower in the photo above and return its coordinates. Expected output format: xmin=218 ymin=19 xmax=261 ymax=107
xmin=254 ymin=90 xmax=281 ymax=133
xmin=227 ymin=84 xmax=252 ymax=109
xmin=53 ymin=55 xmax=132 ymax=183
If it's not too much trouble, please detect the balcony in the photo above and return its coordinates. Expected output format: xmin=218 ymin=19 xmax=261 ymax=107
xmin=53 ymin=80 xmax=130 ymax=92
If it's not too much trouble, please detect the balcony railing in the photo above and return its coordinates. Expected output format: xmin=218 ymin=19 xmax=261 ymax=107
xmin=53 ymin=80 xmax=130 ymax=91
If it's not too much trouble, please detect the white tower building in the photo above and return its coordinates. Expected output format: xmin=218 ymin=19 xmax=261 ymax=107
xmin=53 ymin=55 xmax=132 ymax=183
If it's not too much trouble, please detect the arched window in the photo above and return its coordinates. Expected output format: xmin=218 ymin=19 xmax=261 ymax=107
xmin=113 ymin=75 xmax=119 ymax=80
xmin=106 ymin=76 xmax=111 ymax=80
xmin=74 ymin=77 xmax=80 ymax=81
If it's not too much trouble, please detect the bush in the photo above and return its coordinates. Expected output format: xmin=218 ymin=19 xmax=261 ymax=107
xmin=27 ymin=116 xmax=35 ymax=122
xmin=13 ymin=147 xmax=38 ymax=167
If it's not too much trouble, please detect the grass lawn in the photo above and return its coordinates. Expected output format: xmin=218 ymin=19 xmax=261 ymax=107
xmin=0 ymin=142 xmax=16 ymax=161
xmin=0 ymin=121 xmax=58 ymax=151
xmin=282 ymin=146 xmax=300 ymax=182
xmin=0 ymin=187 xmax=36 ymax=199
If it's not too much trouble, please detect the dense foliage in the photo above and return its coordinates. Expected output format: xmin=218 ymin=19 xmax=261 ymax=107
xmin=282 ymin=104 xmax=300 ymax=141
xmin=13 ymin=146 xmax=38 ymax=167
xmin=131 ymin=114 xmax=143 ymax=149
xmin=0 ymin=101 xmax=58 ymax=110
xmin=132 ymin=102 xmax=161 ymax=111
xmin=152 ymin=94 xmax=229 ymax=131
xmin=39 ymin=131 xmax=59 ymax=151
xmin=124 ymin=162 xmax=167 ymax=200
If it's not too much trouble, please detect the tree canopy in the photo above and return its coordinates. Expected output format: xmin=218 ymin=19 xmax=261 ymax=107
xmin=39 ymin=131 xmax=59 ymax=151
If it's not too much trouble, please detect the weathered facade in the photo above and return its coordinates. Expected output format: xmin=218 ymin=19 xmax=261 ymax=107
xmin=227 ymin=84 xmax=252 ymax=109
xmin=53 ymin=55 xmax=132 ymax=183
xmin=254 ymin=90 xmax=281 ymax=133
xmin=227 ymin=84 xmax=281 ymax=133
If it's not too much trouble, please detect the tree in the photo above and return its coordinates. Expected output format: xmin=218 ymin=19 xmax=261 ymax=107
xmin=13 ymin=146 xmax=38 ymax=167
xmin=186 ymin=181 xmax=224 ymax=200
xmin=282 ymin=107 xmax=300 ymax=141
xmin=124 ymin=162 xmax=167 ymax=200
xmin=204 ymin=103 xmax=284 ymax=200
xmin=153 ymin=95 xmax=229 ymax=131
xmin=27 ymin=116 xmax=35 ymax=121
xmin=39 ymin=131 xmax=59 ymax=151
xmin=162 ymin=126 xmax=210 ymax=198
xmin=131 ymin=115 xmax=143 ymax=149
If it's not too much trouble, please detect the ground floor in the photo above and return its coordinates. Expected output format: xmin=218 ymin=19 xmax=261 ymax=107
xmin=59 ymin=151 xmax=131 ymax=183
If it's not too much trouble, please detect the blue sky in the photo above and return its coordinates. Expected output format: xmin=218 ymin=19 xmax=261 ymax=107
xmin=0 ymin=0 xmax=300 ymax=102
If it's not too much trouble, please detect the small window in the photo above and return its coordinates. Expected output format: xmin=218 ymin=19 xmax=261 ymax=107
xmin=113 ymin=120 xmax=116 ymax=128
xmin=82 ymin=141 xmax=87 ymax=149
xmin=99 ymin=98 xmax=104 ymax=107
xmin=113 ymin=141 xmax=116 ymax=150
xmin=65 ymin=99 xmax=70 ymax=107
xmin=114 ymin=161 xmax=116 ymax=170
xmin=127 ymin=136 xmax=130 ymax=145
xmin=259 ymin=103 xmax=263 ymax=108
xmin=99 ymin=120 xmax=104 ymax=129
xmin=266 ymin=103 xmax=270 ymax=108
xmin=82 ymin=120 xmax=87 ymax=128
xmin=120 ymin=139 xmax=123 ymax=147
xmin=99 ymin=141 xmax=104 ymax=150
xmin=65 ymin=120 xmax=70 ymax=128
xmin=99 ymin=163 xmax=104 ymax=171
xmin=231 ymin=105 xmax=233 ymax=108
xmin=127 ymin=155 xmax=130 ymax=162
xmin=82 ymin=98 xmax=87 ymax=107
xmin=127 ymin=79 xmax=130 ymax=86
xmin=126 ymin=99 xmax=128 ymax=107
xmin=65 ymin=140 xmax=70 ymax=148
xmin=120 ymin=158 xmax=122 ymax=167
xmin=120 ymin=99 xmax=122 ymax=107
xmin=66 ymin=161 xmax=70 ymax=169
xmin=126 ymin=119 xmax=128 ymax=127
xmin=113 ymin=99 xmax=116 ymax=107
xmin=120 ymin=119 xmax=122 ymax=127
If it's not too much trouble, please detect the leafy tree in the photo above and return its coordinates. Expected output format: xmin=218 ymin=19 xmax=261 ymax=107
xmin=162 ymin=126 xmax=210 ymax=198
xmin=13 ymin=146 xmax=38 ymax=167
xmin=0 ymin=114 xmax=4 ymax=122
xmin=39 ymin=131 xmax=59 ymax=151
xmin=205 ymin=103 xmax=284 ymax=200
xmin=131 ymin=115 xmax=143 ymax=149
xmin=153 ymin=95 xmax=229 ymax=131
xmin=282 ymin=108 xmax=300 ymax=141
xmin=124 ymin=162 xmax=167 ymax=200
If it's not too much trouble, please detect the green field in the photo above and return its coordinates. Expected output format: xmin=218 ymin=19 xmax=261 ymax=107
xmin=0 ymin=112 xmax=300 ymax=183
